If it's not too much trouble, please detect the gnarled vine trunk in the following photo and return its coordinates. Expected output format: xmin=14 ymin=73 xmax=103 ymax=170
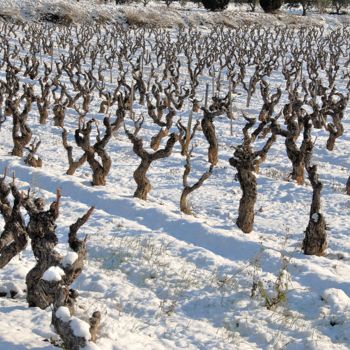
xmin=302 ymin=119 xmax=327 ymax=256
xmin=126 ymin=130 xmax=178 ymax=201
xmin=229 ymin=116 xmax=276 ymax=233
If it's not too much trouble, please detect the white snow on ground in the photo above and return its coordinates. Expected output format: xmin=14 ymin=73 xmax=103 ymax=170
xmin=81 ymin=344 xmax=101 ymax=350
xmin=0 ymin=2 xmax=349 ymax=350
xmin=322 ymin=289 xmax=350 ymax=326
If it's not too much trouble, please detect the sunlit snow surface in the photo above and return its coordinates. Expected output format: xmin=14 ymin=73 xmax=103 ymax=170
xmin=0 ymin=2 xmax=350 ymax=350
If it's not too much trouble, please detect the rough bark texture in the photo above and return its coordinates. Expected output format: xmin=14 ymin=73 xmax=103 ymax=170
xmin=10 ymin=96 xmax=33 ymax=157
xmin=176 ymin=114 xmax=210 ymax=214
xmin=271 ymin=102 xmax=305 ymax=185
xmin=201 ymin=109 xmax=219 ymax=166
xmin=25 ymin=190 xmax=62 ymax=308
xmin=346 ymin=176 xmax=350 ymax=195
xmin=52 ymin=207 xmax=100 ymax=349
xmin=52 ymin=295 xmax=101 ymax=350
xmin=324 ymin=90 xmax=348 ymax=151
xmin=258 ymin=81 xmax=282 ymax=122
xmin=24 ymin=194 xmax=92 ymax=305
xmin=0 ymin=176 xmax=28 ymax=269
xmin=229 ymin=149 xmax=257 ymax=234
xmin=326 ymin=112 xmax=344 ymax=151
xmin=21 ymin=187 xmax=99 ymax=347
xmin=302 ymin=165 xmax=327 ymax=256
xmin=75 ymin=117 xmax=113 ymax=186
xmin=146 ymin=105 xmax=175 ymax=151
xmin=126 ymin=130 xmax=178 ymax=200
xmin=150 ymin=128 xmax=169 ymax=151
xmin=36 ymin=78 xmax=51 ymax=125
xmin=302 ymin=119 xmax=327 ymax=256
xmin=133 ymin=158 xmax=152 ymax=200
xmin=53 ymin=104 xmax=66 ymax=127
xmin=177 ymin=119 xmax=200 ymax=157
xmin=62 ymin=128 xmax=87 ymax=175
xmin=37 ymin=99 xmax=49 ymax=125
xmin=24 ymin=139 xmax=42 ymax=168
xmin=180 ymin=156 xmax=213 ymax=215
xmin=0 ymin=176 xmax=100 ymax=347
xmin=149 ymin=108 xmax=175 ymax=151
xmin=229 ymin=117 xmax=276 ymax=233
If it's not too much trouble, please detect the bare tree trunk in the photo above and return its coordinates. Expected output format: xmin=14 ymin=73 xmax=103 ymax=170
xmin=52 ymin=294 xmax=101 ymax=350
xmin=126 ymin=131 xmax=178 ymax=201
xmin=134 ymin=159 xmax=152 ymax=200
xmin=0 ymin=187 xmax=28 ymax=268
xmin=150 ymin=128 xmax=169 ymax=151
xmin=229 ymin=157 xmax=257 ymax=233
xmin=230 ymin=116 xmax=276 ymax=233
xmin=179 ymin=189 xmax=192 ymax=215
xmin=202 ymin=110 xmax=218 ymax=166
xmin=37 ymin=100 xmax=49 ymax=125
xmin=0 ymin=175 xmax=28 ymax=269
xmin=271 ymin=113 xmax=305 ymax=185
xmin=22 ymin=189 xmax=100 ymax=346
xmin=303 ymin=164 xmax=327 ymax=255
xmin=74 ymin=117 xmax=113 ymax=186
xmin=88 ymin=151 xmax=111 ymax=186
xmin=285 ymin=138 xmax=305 ymax=185
xmin=302 ymin=119 xmax=327 ymax=256
xmin=24 ymin=139 xmax=42 ymax=168
xmin=53 ymin=104 xmax=66 ymax=127
xmin=302 ymin=3 xmax=307 ymax=16
xmin=11 ymin=111 xmax=32 ymax=157
xmin=346 ymin=176 xmax=350 ymax=195
xmin=62 ymin=128 xmax=87 ymax=175
xmin=326 ymin=117 xmax=344 ymax=151
xmin=177 ymin=116 xmax=212 ymax=215
xmin=88 ymin=134 xmax=112 ymax=186
xmin=237 ymin=167 xmax=256 ymax=233
xmin=180 ymin=155 xmax=213 ymax=215
xmin=25 ymin=194 xmax=62 ymax=308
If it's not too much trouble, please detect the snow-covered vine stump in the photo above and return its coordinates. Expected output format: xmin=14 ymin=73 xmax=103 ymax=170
xmin=52 ymin=292 xmax=101 ymax=350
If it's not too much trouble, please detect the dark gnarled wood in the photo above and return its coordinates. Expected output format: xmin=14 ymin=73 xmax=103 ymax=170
xmin=229 ymin=116 xmax=276 ymax=233
xmin=126 ymin=130 xmax=178 ymax=200
xmin=0 ymin=177 xmax=28 ymax=269
xmin=302 ymin=119 xmax=327 ymax=256
xmin=24 ymin=138 xmax=42 ymax=168
xmin=74 ymin=117 xmax=113 ymax=186
xmin=62 ymin=128 xmax=87 ymax=175
xmin=346 ymin=176 xmax=350 ymax=195
xmin=271 ymin=100 xmax=305 ymax=185
xmin=201 ymin=109 xmax=220 ymax=166
xmin=10 ymin=90 xmax=33 ymax=157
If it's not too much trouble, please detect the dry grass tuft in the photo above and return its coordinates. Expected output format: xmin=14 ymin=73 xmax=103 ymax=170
xmin=37 ymin=1 xmax=89 ymax=25
xmin=0 ymin=6 xmax=23 ymax=24
xmin=124 ymin=7 xmax=182 ymax=27
xmin=91 ymin=10 xmax=113 ymax=25
xmin=123 ymin=8 xmax=149 ymax=26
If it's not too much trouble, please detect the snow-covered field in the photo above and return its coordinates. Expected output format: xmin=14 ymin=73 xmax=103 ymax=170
xmin=0 ymin=2 xmax=350 ymax=350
